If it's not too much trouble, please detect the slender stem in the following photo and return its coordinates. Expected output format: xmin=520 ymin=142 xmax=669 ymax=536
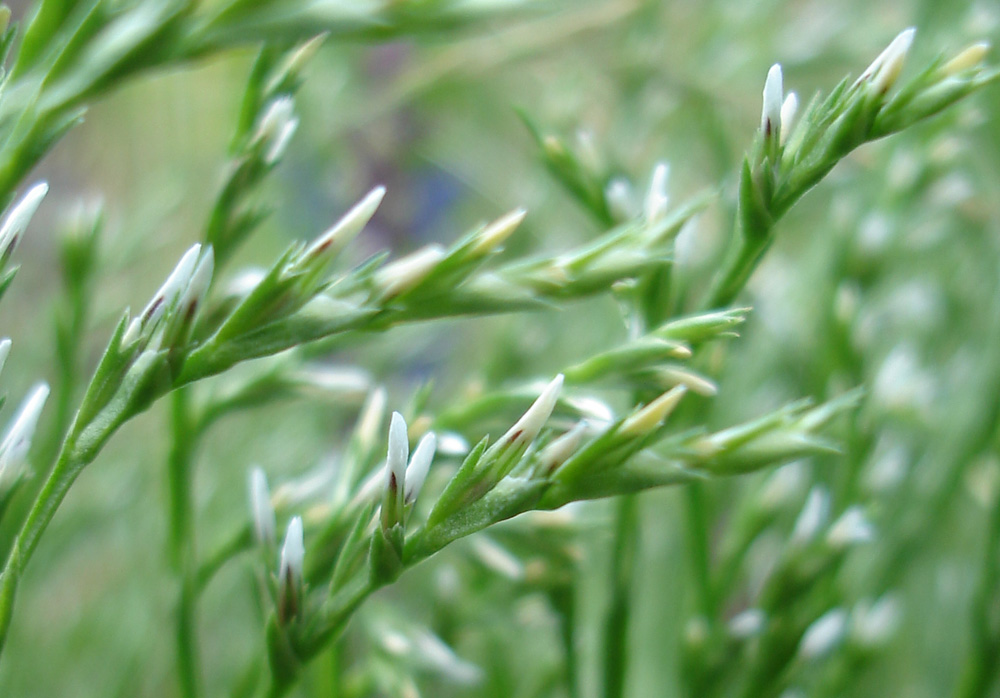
xmin=603 ymin=494 xmax=639 ymax=698
xmin=685 ymin=482 xmax=715 ymax=619
xmin=0 ymin=423 xmax=87 ymax=651
xmin=548 ymin=582 xmax=580 ymax=698
xmin=954 ymin=481 xmax=1000 ymax=698
xmin=168 ymin=387 xmax=202 ymax=698
xmin=704 ymin=234 xmax=771 ymax=310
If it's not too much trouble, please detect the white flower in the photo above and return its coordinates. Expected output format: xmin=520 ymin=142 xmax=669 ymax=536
xmin=256 ymin=96 xmax=299 ymax=164
xmin=728 ymin=608 xmax=766 ymax=639
xmin=410 ymin=629 xmax=483 ymax=685
xmin=620 ymin=385 xmax=686 ymax=437
xmin=644 ymin=162 xmax=670 ymax=225
xmin=249 ymin=467 xmax=276 ymax=545
xmin=278 ymin=516 xmax=305 ymax=587
xmin=123 ymin=243 xmax=203 ymax=346
xmin=859 ymin=28 xmax=916 ymax=93
xmin=850 ymin=595 xmax=901 ymax=647
xmin=0 ymin=338 xmax=11 ymax=378
xmin=471 ymin=536 xmax=524 ymax=581
xmin=501 ymin=374 xmax=564 ymax=447
xmin=375 ymin=244 xmax=447 ymax=298
xmin=761 ymin=64 xmax=783 ymax=137
xmin=537 ymin=421 xmax=589 ymax=473
xmin=404 ymin=432 xmax=436 ymax=503
xmin=758 ymin=460 xmax=807 ymax=511
xmin=941 ymin=41 xmax=990 ymax=76
xmin=256 ymin=97 xmax=295 ymax=143
xmin=0 ymin=382 xmax=50 ymax=489
xmin=266 ymin=117 xmax=299 ymax=165
xmin=174 ymin=246 xmax=215 ymax=320
xmin=826 ymin=506 xmax=875 ymax=549
xmin=779 ymin=92 xmax=798 ymax=144
xmin=356 ymin=387 xmax=388 ymax=453
xmin=657 ymin=366 xmax=718 ymax=396
xmin=605 ymin=178 xmax=637 ymax=221
xmin=437 ymin=431 xmax=470 ymax=457
xmin=292 ymin=364 xmax=371 ymax=401
xmin=300 ymin=186 xmax=385 ymax=266
xmin=799 ymin=608 xmax=848 ymax=659
xmin=471 ymin=209 xmax=526 ymax=256
xmin=791 ymin=486 xmax=830 ymax=544
xmin=386 ymin=411 xmax=409 ymax=495
xmin=0 ymin=182 xmax=48 ymax=261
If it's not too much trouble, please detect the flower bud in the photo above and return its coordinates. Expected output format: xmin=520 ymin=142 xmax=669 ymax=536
xmin=0 ymin=338 xmax=10 ymax=378
xmin=299 ymin=186 xmax=385 ymax=267
xmin=620 ymin=385 xmax=686 ymax=437
xmin=381 ymin=411 xmax=409 ymax=530
xmin=501 ymin=374 xmax=564 ymax=448
xmin=277 ymin=516 xmax=304 ymax=622
xmin=826 ymin=505 xmax=875 ymax=549
xmin=405 ymin=431 xmax=437 ymax=503
xmin=728 ymin=608 xmax=766 ymax=639
xmin=799 ymin=608 xmax=848 ymax=659
xmin=791 ymin=486 xmax=830 ymax=544
xmin=761 ymin=64 xmax=783 ymax=138
xmin=779 ymin=92 xmax=798 ymax=144
xmin=0 ymin=382 xmax=49 ymax=490
xmin=0 ymin=182 xmax=48 ymax=264
xmin=471 ymin=209 xmax=526 ymax=256
xmin=644 ymin=162 xmax=670 ymax=225
xmin=249 ymin=467 xmax=276 ymax=545
xmin=941 ymin=41 xmax=990 ymax=76
xmin=375 ymin=245 xmax=446 ymax=298
xmin=861 ymin=28 xmax=916 ymax=94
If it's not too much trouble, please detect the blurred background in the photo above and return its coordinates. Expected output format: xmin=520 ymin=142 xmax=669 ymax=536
xmin=0 ymin=0 xmax=998 ymax=695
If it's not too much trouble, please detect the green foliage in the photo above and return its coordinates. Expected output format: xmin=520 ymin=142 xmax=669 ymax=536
xmin=0 ymin=1 xmax=995 ymax=697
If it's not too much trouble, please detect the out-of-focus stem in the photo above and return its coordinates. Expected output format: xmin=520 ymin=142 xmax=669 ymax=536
xmin=603 ymin=495 xmax=639 ymax=698
xmin=168 ymin=387 xmax=202 ymax=698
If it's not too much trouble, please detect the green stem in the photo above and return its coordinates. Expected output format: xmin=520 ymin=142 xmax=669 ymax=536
xmin=0 ymin=446 xmax=76 ymax=647
xmin=548 ymin=582 xmax=580 ymax=698
xmin=603 ymin=494 xmax=639 ymax=698
xmin=953 ymin=482 xmax=1000 ymax=698
xmin=168 ymin=387 xmax=202 ymax=698
xmin=704 ymin=235 xmax=771 ymax=310
xmin=685 ymin=482 xmax=715 ymax=619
